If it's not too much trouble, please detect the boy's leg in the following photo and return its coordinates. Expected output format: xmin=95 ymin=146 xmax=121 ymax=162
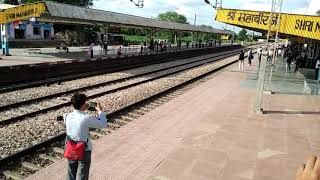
xmin=67 ymin=160 xmax=78 ymax=180
xmin=78 ymin=151 xmax=91 ymax=180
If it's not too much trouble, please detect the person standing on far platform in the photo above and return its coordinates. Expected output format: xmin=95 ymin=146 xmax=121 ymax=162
xmin=103 ymin=41 xmax=108 ymax=56
xmin=61 ymin=41 xmax=69 ymax=53
xmin=155 ymin=40 xmax=159 ymax=52
xmin=239 ymin=50 xmax=245 ymax=71
xmin=286 ymin=54 xmax=292 ymax=72
xmin=64 ymin=93 xmax=107 ymax=180
xmin=294 ymin=55 xmax=301 ymax=73
xmin=315 ymin=58 xmax=320 ymax=81
xmin=267 ymin=48 xmax=273 ymax=66
xmin=257 ymin=47 xmax=262 ymax=67
xmin=248 ymin=48 xmax=253 ymax=66
xmin=140 ymin=41 xmax=144 ymax=55
xmin=277 ymin=48 xmax=282 ymax=61
xmin=89 ymin=42 xmax=94 ymax=58
xmin=117 ymin=46 xmax=123 ymax=56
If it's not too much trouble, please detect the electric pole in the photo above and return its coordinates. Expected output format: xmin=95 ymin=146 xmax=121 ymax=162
xmin=129 ymin=0 xmax=144 ymax=8
xmin=255 ymin=0 xmax=283 ymax=113
xmin=204 ymin=0 xmax=222 ymax=9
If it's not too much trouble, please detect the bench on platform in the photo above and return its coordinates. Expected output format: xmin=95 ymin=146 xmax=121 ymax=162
xmin=25 ymin=48 xmax=42 ymax=54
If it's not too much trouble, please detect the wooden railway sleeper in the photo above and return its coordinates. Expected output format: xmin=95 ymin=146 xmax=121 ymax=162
xmin=107 ymin=122 xmax=121 ymax=129
xmin=120 ymin=116 xmax=135 ymax=122
xmin=39 ymin=154 xmax=59 ymax=162
xmin=113 ymin=119 xmax=128 ymax=126
xmin=132 ymin=110 xmax=145 ymax=115
xmin=51 ymin=147 xmax=64 ymax=154
xmin=3 ymin=170 xmax=25 ymax=180
xmin=20 ymin=161 xmax=42 ymax=171
xmin=89 ymin=131 xmax=105 ymax=137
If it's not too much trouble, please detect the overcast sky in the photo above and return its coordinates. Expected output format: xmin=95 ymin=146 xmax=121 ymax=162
xmin=93 ymin=0 xmax=320 ymax=32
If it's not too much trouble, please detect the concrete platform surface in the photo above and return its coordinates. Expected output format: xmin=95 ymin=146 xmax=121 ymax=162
xmin=26 ymin=58 xmax=320 ymax=180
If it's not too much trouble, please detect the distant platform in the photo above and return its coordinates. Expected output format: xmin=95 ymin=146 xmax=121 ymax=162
xmin=0 ymin=44 xmax=233 ymax=67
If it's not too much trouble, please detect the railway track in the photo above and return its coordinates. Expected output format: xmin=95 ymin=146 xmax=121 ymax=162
xmin=0 ymin=45 xmax=240 ymax=93
xmin=0 ymin=49 xmax=244 ymax=127
xmin=0 ymin=48 xmax=255 ymax=180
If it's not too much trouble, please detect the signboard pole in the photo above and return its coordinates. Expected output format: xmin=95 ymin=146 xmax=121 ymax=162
xmin=272 ymin=0 xmax=283 ymax=65
xmin=255 ymin=53 xmax=268 ymax=113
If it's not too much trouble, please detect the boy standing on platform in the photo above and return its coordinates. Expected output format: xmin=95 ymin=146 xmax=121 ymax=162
xmin=64 ymin=93 xmax=107 ymax=180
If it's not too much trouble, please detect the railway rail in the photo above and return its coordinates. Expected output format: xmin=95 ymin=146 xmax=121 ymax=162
xmin=0 ymin=45 xmax=241 ymax=91
xmin=0 ymin=47 xmax=256 ymax=180
xmin=0 ymin=49 xmax=244 ymax=127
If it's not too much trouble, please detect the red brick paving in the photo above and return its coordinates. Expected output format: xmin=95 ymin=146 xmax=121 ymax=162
xmin=27 ymin=60 xmax=320 ymax=180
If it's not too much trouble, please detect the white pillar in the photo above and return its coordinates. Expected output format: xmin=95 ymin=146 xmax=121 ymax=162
xmin=1 ymin=24 xmax=10 ymax=55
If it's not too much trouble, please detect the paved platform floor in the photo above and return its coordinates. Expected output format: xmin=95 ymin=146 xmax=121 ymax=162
xmin=27 ymin=58 xmax=320 ymax=180
xmin=0 ymin=46 xmax=149 ymax=67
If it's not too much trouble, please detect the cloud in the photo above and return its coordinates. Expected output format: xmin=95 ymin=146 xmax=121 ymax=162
xmin=307 ymin=0 xmax=320 ymax=15
xmin=241 ymin=2 xmax=271 ymax=12
xmin=92 ymin=0 xmax=313 ymax=33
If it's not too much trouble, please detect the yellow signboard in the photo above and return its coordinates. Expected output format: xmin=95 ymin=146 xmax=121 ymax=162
xmin=0 ymin=12 xmax=5 ymax=24
xmin=221 ymin=35 xmax=230 ymax=40
xmin=216 ymin=8 xmax=320 ymax=40
xmin=0 ymin=2 xmax=46 ymax=24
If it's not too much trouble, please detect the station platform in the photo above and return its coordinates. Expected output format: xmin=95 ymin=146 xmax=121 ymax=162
xmin=27 ymin=56 xmax=320 ymax=180
xmin=0 ymin=46 xmax=155 ymax=67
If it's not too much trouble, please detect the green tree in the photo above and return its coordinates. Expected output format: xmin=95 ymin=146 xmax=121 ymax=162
xmin=317 ymin=10 xmax=320 ymax=16
xmin=156 ymin=11 xmax=188 ymax=43
xmin=157 ymin=11 xmax=188 ymax=24
xmin=4 ymin=0 xmax=18 ymax=4
xmin=238 ymin=29 xmax=247 ymax=41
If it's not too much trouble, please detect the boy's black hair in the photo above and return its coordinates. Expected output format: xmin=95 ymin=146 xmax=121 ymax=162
xmin=71 ymin=93 xmax=87 ymax=110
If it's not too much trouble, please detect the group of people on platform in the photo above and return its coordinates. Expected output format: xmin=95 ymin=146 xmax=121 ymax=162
xmin=238 ymin=44 xmax=320 ymax=82
xmin=238 ymin=48 xmax=254 ymax=71
xmin=57 ymin=38 xmax=224 ymax=60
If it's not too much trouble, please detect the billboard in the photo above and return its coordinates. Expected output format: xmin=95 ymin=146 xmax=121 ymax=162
xmin=0 ymin=2 xmax=46 ymax=24
xmin=216 ymin=8 xmax=320 ymax=40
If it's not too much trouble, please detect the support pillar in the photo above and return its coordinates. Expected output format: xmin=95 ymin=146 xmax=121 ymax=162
xmin=255 ymin=56 xmax=267 ymax=113
xmin=255 ymin=0 xmax=283 ymax=113
xmin=149 ymin=28 xmax=156 ymax=52
xmin=1 ymin=23 xmax=10 ymax=56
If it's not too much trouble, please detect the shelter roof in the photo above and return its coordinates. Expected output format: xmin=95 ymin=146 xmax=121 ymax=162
xmin=43 ymin=1 xmax=232 ymax=35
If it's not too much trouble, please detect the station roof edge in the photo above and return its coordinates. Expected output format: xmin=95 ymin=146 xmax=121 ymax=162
xmin=42 ymin=1 xmax=233 ymax=35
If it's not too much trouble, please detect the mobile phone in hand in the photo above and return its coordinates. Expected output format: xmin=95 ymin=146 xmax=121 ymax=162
xmin=88 ymin=102 xmax=97 ymax=111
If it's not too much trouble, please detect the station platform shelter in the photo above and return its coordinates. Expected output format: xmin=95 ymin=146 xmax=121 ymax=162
xmin=27 ymin=53 xmax=320 ymax=180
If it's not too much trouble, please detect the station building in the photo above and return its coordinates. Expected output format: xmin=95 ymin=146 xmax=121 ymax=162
xmin=8 ymin=20 xmax=54 ymax=40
